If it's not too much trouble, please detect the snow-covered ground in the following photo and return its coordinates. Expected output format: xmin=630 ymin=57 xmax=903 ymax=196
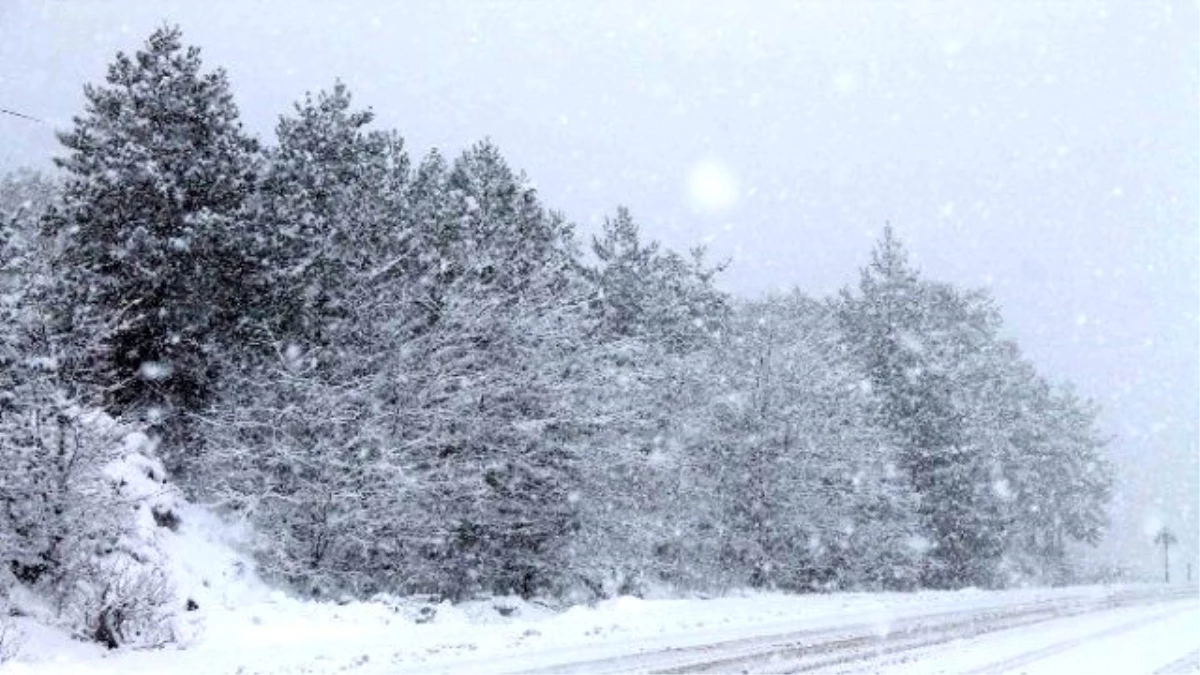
xmin=4 ymin=583 xmax=1194 ymax=674
xmin=875 ymin=598 xmax=1198 ymax=675
xmin=1 ymin=503 xmax=1195 ymax=674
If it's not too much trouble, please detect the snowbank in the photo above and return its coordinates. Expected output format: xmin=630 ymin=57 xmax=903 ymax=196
xmin=0 ymin=463 xmax=1172 ymax=675
xmin=1 ymin=501 xmax=1167 ymax=675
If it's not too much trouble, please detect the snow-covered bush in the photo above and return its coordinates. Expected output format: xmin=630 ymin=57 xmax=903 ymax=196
xmin=0 ymin=615 xmax=19 ymax=664
xmin=0 ymin=383 xmax=181 ymax=648
xmin=68 ymin=558 xmax=174 ymax=649
xmin=65 ymin=433 xmax=184 ymax=648
xmin=0 ymin=377 xmax=122 ymax=589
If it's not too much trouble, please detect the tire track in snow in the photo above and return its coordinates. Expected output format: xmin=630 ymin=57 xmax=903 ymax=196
xmin=512 ymin=587 xmax=1196 ymax=674
xmin=1155 ymin=649 xmax=1200 ymax=675
xmin=667 ymin=589 xmax=1196 ymax=674
xmin=964 ymin=604 xmax=1195 ymax=674
xmin=519 ymin=602 xmax=1063 ymax=674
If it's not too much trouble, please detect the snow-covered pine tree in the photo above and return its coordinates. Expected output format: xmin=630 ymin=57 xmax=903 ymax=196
xmin=196 ymin=83 xmax=412 ymax=598
xmin=253 ymin=81 xmax=408 ymax=353
xmin=910 ymin=281 xmax=1015 ymax=587
xmin=42 ymin=26 xmax=261 ymax=471
xmin=838 ymin=227 xmax=1002 ymax=588
xmin=837 ymin=227 xmax=1111 ymax=589
xmin=995 ymin=368 xmax=1112 ymax=584
xmin=1027 ymin=385 xmax=1111 ymax=579
xmin=0 ymin=171 xmax=56 ymax=230
xmin=589 ymin=207 xmax=727 ymax=353
xmin=1 ymin=173 xmax=46 ymax=382
xmin=207 ymin=138 xmax=600 ymax=601
xmin=567 ymin=207 xmax=731 ymax=595
xmin=703 ymin=292 xmax=920 ymax=591
xmin=383 ymin=141 xmax=593 ymax=600
xmin=197 ymin=339 xmax=403 ymax=598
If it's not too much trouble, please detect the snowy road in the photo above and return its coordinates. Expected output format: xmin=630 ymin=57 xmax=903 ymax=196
xmin=8 ymin=585 xmax=1196 ymax=674
xmin=480 ymin=586 xmax=1199 ymax=675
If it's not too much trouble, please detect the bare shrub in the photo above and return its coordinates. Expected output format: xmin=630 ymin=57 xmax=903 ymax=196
xmin=68 ymin=560 xmax=175 ymax=649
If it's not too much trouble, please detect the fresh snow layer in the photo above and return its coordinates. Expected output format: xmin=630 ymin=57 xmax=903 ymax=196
xmin=4 ymin=585 xmax=1195 ymax=674
xmin=1 ymin=503 xmax=1194 ymax=674
xmin=867 ymin=598 xmax=1200 ymax=674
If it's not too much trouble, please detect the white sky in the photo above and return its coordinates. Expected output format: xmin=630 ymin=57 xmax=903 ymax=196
xmin=1 ymin=0 xmax=1197 ymax=580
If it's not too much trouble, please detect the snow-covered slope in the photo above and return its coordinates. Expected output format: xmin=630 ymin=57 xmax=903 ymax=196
xmin=3 ymin=493 xmax=1194 ymax=675
xmin=4 ymin=515 xmax=1194 ymax=675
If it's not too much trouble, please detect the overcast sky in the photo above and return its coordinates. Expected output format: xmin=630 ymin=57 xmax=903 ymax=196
xmin=2 ymin=0 xmax=1197 ymax=579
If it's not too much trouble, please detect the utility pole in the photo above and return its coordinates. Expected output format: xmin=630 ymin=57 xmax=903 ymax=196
xmin=1154 ymin=527 xmax=1177 ymax=583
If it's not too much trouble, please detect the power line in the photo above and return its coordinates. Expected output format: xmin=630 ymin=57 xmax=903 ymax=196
xmin=1 ymin=107 xmax=43 ymax=123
